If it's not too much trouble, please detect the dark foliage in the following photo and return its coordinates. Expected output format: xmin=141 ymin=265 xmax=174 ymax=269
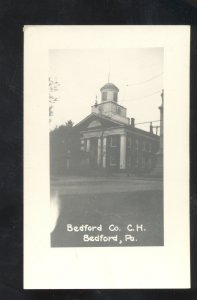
xmin=50 ymin=123 xmax=81 ymax=176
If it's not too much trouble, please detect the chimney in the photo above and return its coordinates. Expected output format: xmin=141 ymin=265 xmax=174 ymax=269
xmin=131 ymin=118 xmax=135 ymax=127
xmin=150 ymin=122 xmax=153 ymax=134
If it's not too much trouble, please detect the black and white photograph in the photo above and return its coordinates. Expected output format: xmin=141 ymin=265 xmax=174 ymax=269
xmin=50 ymin=48 xmax=164 ymax=247
xmin=24 ymin=26 xmax=190 ymax=289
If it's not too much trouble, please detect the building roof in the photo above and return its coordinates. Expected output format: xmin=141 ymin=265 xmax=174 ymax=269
xmin=74 ymin=113 xmax=159 ymax=140
xmin=100 ymin=82 xmax=119 ymax=92
xmin=74 ymin=113 xmax=124 ymax=128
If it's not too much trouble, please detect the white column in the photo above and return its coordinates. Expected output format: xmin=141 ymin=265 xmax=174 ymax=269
xmin=86 ymin=138 xmax=90 ymax=152
xmin=80 ymin=138 xmax=85 ymax=151
xmin=97 ymin=138 xmax=101 ymax=166
xmin=102 ymin=136 xmax=107 ymax=168
xmin=120 ymin=134 xmax=126 ymax=169
xmin=85 ymin=138 xmax=90 ymax=166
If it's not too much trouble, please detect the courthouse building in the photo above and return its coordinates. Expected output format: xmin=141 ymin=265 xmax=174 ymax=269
xmin=74 ymin=82 xmax=160 ymax=174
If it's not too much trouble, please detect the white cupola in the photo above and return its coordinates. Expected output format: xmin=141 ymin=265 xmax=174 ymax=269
xmin=91 ymin=82 xmax=130 ymax=125
xmin=100 ymin=82 xmax=119 ymax=103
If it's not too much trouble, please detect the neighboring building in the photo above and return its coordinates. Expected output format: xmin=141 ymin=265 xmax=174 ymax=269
xmin=74 ymin=82 xmax=160 ymax=174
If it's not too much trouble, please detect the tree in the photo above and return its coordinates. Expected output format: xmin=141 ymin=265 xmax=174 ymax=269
xmin=49 ymin=77 xmax=60 ymax=123
xmin=65 ymin=120 xmax=74 ymax=127
xmin=50 ymin=120 xmax=80 ymax=175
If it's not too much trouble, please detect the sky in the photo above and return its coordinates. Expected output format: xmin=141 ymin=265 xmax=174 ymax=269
xmin=49 ymin=48 xmax=163 ymax=132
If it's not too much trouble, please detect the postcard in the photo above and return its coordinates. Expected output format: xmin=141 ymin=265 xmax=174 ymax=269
xmin=24 ymin=25 xmax=190 ymax=289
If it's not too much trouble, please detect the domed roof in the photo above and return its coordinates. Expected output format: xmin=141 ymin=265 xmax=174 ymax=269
xmin=100 ymin=82 xmax=119 ymax=92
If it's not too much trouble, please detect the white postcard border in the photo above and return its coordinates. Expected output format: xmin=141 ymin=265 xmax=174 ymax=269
xmin=24 ymin=26 xmax=190 ymax=289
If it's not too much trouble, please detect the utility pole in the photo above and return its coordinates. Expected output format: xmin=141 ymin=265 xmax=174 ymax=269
xmin=159 ymin=89 xmax=164 ymax=154
xmin=150 ymin=89 xmax=164 ymax=178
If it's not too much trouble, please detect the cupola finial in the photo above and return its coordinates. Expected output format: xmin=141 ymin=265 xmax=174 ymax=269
xmin=108 ymin=59 xmax=110 ymax=83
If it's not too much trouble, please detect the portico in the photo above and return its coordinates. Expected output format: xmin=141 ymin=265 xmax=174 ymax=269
xmin=80 ymin=129 xmax=128 ymax=171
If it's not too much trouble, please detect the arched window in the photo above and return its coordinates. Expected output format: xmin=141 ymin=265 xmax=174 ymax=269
xmin=102 ymin=92 xmax=107 ymax=101
xmin=113 ymin=93 xmax=117 ymax=102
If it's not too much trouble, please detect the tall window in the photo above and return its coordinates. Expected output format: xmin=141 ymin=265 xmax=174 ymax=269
xmin=135 ymin=139 xmax=139 ymax=168
xmin=142 ymin=155 xmax=145 ymax=168
xmin=142 ymin=140 xmax=146 ymax=151
xmin=127 ymin=136 xmax=132 ymax=148
xmin=135 ymin=139 xmax=139 ymax=150
xmin=149 ymin=142 xmax=152 ymax=152
xmin=127 ymin=155 xmax=131 ymax=168
xmin=148 ymin=157 xmax=152 ymax=169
